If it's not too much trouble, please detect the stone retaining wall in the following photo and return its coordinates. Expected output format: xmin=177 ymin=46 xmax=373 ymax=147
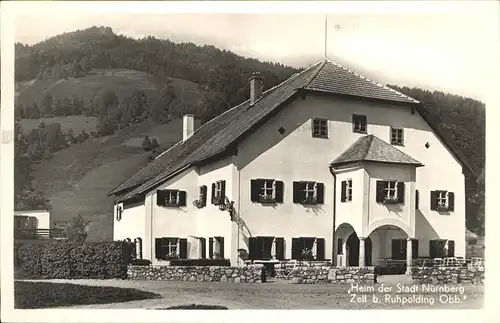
xmin=127 ymin=265 xmax=263 ymax=283
xmin=276 ymin=266 xmax=376 ymax=284
xmin=411 ymin=266 xmax=485 ymax=285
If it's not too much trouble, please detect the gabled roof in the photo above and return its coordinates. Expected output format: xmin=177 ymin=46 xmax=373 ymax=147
xmin=109 ymin=57 xmax=475 ymax=203
xmin=330 ymin=135 xmax=423 ymax=167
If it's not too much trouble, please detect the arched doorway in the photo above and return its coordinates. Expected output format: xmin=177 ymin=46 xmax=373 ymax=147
xmin=346 ymin=232 xmax=372 ymax=266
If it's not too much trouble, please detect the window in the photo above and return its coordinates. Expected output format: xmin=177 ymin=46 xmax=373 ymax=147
xmin=291 ymin=237 xmax=325 ymax=261
xmin=155 ymin=237 xmax=187 ymax=260
xmin=194 ymin=185 xmax=207 ymax=208
xmin=211 ymin=180 xmax=226 ymax=205
xmin=250 ymin=179 xmax=284 ymax=203
xmin=391 ymin=127 xmax=404 ymax=146
xmin=429 ymin=240 xmax=447 ymax=258
xmin=293 ymin=181 xmax=324 ymax=205
xmin=376 ymin=181 xmax=405 ymax=204
xmin=341 ymin=179 xmax=353 ymax=202
xmin=157 ymin=189 xmax=187 ymax=207
xmin=209 ymin=236 xmax=225 ymax=259
xmin=352 ymin=115 xmax=367 ymax=133
xmin=248 ymin=236 xmax=275 ymax=260
xmin=312 ymin=118 xmax=328 ymax=138
xmin=430 ymin=190 xmax=455 ymax=211
xmin=116 ymin=205 xmax=123 ymax=221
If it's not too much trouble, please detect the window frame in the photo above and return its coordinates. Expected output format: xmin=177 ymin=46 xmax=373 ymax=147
xmin=352 ymin=114 xmax=367 ymax=134
xmin=312 ymin=117 xmax=328 ymax=139
xmin=161 ymin=237 xmax=179 ymax=260
xmin=215 ymin=181 xmax=223 ymax=199
xmin=390 ymin=127 xmax=404 ymax=146
xmin=260 ymin=179 xmax=276 ymax=200
xmin=384 ymin=180 xmax=398 ymax=201
xmin=436 ymin=191 xmax=449 ymax=209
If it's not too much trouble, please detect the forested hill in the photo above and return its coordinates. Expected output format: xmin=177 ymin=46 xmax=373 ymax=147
xmin=15 ymin=26 xmax=299 ymax=109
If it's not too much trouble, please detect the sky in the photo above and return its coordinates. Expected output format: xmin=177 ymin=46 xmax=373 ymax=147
xmin=10 ymin=1 xmax=499 ymax=103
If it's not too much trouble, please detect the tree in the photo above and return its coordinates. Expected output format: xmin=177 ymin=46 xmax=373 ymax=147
xmin=41 ymin=91 xmax=53 ymax=117
xmin=66 ymin=215 xmax=91 ymax=244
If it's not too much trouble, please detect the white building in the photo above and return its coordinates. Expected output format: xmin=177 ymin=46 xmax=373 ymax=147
xmin=109 ymin=58 xmax=474 ymax=272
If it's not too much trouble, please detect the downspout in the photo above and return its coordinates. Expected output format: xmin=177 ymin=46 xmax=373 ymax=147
xmin=237 ymin=168 xmax=242 ymax=266
xmin=150 ymin=193 xmax=154 ymax=264
xmin=329 ymin=166 xmax=337 ymax=266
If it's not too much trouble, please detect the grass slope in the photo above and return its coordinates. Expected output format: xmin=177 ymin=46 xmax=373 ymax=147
xmin=19 ymin=115 xmax=98 ymax=134
xmin=15 ymin=281 xmax=160 ymax=309
xmin=32 ymin=118 xmax=201 ymax=241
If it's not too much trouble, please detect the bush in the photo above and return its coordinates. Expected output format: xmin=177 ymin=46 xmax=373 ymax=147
xmin=15 ymin=241 xmax=135 ymax=279
xmin=169 ymin=259 xmax=231 ymax=267
xmin=130 ymin=259 xmax=151 ymax=266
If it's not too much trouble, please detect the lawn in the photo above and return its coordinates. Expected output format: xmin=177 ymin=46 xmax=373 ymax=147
xmin=15 ymin=281 xmax=161 ymax=309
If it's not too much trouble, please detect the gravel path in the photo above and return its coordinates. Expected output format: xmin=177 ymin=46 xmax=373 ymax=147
xmin=20 ymin=279 xmax=484 ymax=310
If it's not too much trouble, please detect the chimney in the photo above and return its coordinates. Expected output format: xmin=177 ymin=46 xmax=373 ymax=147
xmin=183 ymin=114 xmax=194 ymax=141
xmin=249 ymin=72 xmax=264 ymax=105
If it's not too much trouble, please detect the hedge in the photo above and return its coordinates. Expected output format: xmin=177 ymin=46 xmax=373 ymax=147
xmin=15 ymin=241 xmax=135 ymax=279
xmin=169 ymin=259 xmax=231 ymax=266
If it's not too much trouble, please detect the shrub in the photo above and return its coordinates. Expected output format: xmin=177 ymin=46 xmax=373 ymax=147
xmin=15 ymin=241 xmax=135 ymax=279
xmin=169 ymin=259 xmax=231 ymax=267
xmin=130 ymin=259 xmax=151 ymax=266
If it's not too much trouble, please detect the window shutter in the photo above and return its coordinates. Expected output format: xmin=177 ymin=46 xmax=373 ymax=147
xmin=179 ymin=238 xmax=188 ymax=259
xmin=429 ymin=191 xmax=438 ymax=210
xmin=156 ymin=190 xmax=165 ymax=206
xmin=201 ymin=185 xmax=208 ymax=207
xmin=275 ymin=181 xmax=284 ymax=203
xmin=209 ymin=237 xmax=214 ymax=259
xmin=447 ymin=240 xmax=455 ymax=257
xmin=429 ymin=240 xmax=437 ymax=258
xmin=275 ymin=237 xmax=285 ymax=260
xmin=248 ymin=237 xmax=259 ymax=260
xmin=250 ymin=179 xmax=261 ymax=202
xmin=221 ymin=180 xmax=226 ymax=202
xmin=211 ymin=183 xmax=216 ymax=204
xmin=316 ymin=183 xmax=324 ymax=204
xmin=292 ymin=238 xmax=301 ymax=260
xmin=293 ymin=181 xmax=302 ymax=203
xmin=155 ymin=238 xmax=163 ymax=259
xmin=341 ymin=181 xmax=347 ymax=202
xmin=412 ymin=239 xmax=419 ymax=259
xmin=397 ymin=182 xmax=405 ymax=203
xmin=316 ymin=238 xmax=325 ymax=260
xmin=178 ymin=191 xmax=187 ymax=206
xmin=415 ymin=190 xmax=419 ymax=210
xmin=200 ymin=238 xmax=206 ymax=259
xmin=376 ymin=181 xmax=385 ymax=203
xmin=218 ymin=237 xmax=225 ymax=259
xmin=448 ymin=192 xmax=455 ymax=211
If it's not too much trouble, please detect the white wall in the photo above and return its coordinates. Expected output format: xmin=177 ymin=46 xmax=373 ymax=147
xmin=113 ymin=201 xmax=146 ymax=248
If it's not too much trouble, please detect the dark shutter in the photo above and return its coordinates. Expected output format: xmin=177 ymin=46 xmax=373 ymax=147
xmin=341 ymin=180 xmax=347 ymax=202
xmin=209 ymin=237 xmax=214 ymax=259
xmin=412 ymin=239 xmax=419 ymax=259
xmin=275 ymin=181 xmax=284 ymax=203
xmin=211 ymin=183 xmax=216 ymax=204
xmin=200 ymin=238 xmax=206 ymax=259
xmin=178 ymin=191 xmax=187 ymax=206
xmin=155 ymin=238 xmax=163 ymax=259
xmin=250 ymin=179 xmax=261 ymax=202
xmin=376 ymin=181 xmax=385 ymax=203
xmin=179 ymin=238 xmax=188 ymax=259
xmin=157 ymin=190 xmax=165 ymax=206
xmin=201 ymin=185 xmax=207 ymax=207
xmin=429 ymin=240 xmax=438 ymax=258
xmin=293 ymin=182 xmax=302 ymax=203
xmin=430 ymin=191 xmax=438 ymax=210
xmin=316 ymin=238 xmax=325 ymax=261
xmin=415 ymin=190 xmax=419 ymax=210
xmin=218 ymin=237 xmax=225 ymax=259
xmin=447 ymin=240 xmax=455 ymax=257
xmin=316 ymin=183 xmax=324 ymax=204
xmin=397 ymin=182 xmax=405 ymax=203
xmin=292 ymin=238 xmax=301 ymax=260
xmin=448 ymin=192 xmax=455 ymax=211
xmin=337 ymin=238 xmax=343 ymax=255
xmin=275 ymin=237 xmax=285 ymax=260
xmin=248 ymin=237 xmax=259 ymax=260
xmin=221 ymin=181 xmax=226 ymax=202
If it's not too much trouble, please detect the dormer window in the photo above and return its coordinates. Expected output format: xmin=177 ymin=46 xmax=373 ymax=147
xmin=293 ymin=181 xmax=325 ymax=205
xmin=431 ymin=190 xmax=455 ymax=212
xmin=352 ymin=115 xmax=367 ymax=134
xmin=250 ymin=179 xmax=284 ymax=204
xmin=157 ymin=189 xmax=187 ymax=207
xmin=376 ymin=180 xmax=405 ymax=204
xmin=312 ymin=118 xmax=328 ymax=138
xmin=391 ymin=127 xmax=404 ymax=146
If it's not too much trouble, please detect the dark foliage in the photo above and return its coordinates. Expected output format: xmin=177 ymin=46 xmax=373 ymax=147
xmin=15 ymin=241 xmax=135 ymax=279
xmin=66 ymin=215 xmax=91 ymax=244
xmin=130 ymin=259 xmax=152 ymax=266
xmin=15 ymin=281 xmax=160 ymax=309
xmin=169 ymin=259 xmax=231 ymax=267
xmin=163 ymin=304 xmax=229 ymax=310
